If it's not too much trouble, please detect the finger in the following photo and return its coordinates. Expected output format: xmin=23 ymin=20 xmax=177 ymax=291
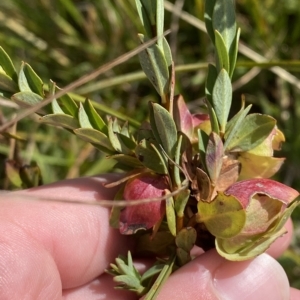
xmin=156 ymin=249 xmax=290 ymax=300
xmin=0 ymin=219 xmax=62 ymax=300
xmin=62 ymin=274 xmax=137 ymax=300
xmin=0 ymin=176 xmax=132 ymax=290
xmin=62 ymin=259 xmax=150 ymax=300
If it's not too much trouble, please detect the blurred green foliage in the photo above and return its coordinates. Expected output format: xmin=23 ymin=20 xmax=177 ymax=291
xmin=1 ymin=0 xmax=300 ymax=287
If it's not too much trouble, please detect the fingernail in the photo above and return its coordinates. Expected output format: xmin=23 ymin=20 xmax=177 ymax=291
xmin=213 ymin=254 xmax=290 ymax=300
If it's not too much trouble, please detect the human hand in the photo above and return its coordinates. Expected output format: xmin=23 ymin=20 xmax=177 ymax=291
xmin=0 ymin=175 xmax=299 ymax=300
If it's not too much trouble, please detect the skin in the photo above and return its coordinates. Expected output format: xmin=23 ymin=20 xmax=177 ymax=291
xmin=0 ymin=175 xmax=299 ymax=300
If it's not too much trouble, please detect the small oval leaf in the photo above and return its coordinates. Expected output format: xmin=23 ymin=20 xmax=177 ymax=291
xmin=39 ymin=114 xmax=79 ymax=129
xmin=0 ymin=72 xmax=18 ymax=93
xmin=197 ymin=192 xmax=246 ymax=238
xmin=149 ymin=102 xmax=177 ymax=157
xmin=74 ymin=127 xmax=114 ymax=152
xmin=225 ymin=114 xmax=276 ymax=152
xmin=212 ymin=69 xmax=232 ymax=132
xmin=0 ymin=46 xmax=17 ymax=81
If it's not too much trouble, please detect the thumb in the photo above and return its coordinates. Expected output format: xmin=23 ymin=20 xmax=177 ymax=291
xmin=156 ymin=249 xmax=291 ymax=300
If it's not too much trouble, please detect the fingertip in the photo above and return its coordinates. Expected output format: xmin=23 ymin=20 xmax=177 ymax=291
xmin=156 ymin=250 xmax=290 ymax=300
xmin=214 ymin=253 xmax=290 ymax=300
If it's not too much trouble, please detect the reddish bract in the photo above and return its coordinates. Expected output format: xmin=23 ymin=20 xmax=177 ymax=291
xmin=225 ymin=178 xmax=299 ymax=208
xmin=119 ymin=173 xmax=169 ymax=234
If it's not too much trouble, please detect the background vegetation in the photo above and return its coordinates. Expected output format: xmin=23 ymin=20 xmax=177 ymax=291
xmin=0 ymin=0 xmax=300 ymax=288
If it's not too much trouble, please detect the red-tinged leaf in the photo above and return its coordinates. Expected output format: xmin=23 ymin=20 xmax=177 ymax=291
xmin=173 ymin=95 xmax=193 ymax=139
xmin=192 ymin=114 xmax=211 ymax=137
xmin=205 ymin=132 xmax=224 ymax=184
xmin=216 ymin=156 xmax=240 ymax=191
xmin=216 ymin=200 xmax=300 ymax=261
xmin=241 ymin=194 xmax=283 ymax=235
xmin=119 ymin=173 xmax=169 ymax=235
xmin=225 ymin=178 xmax=299 ymax=208
xmin=192 ymin=114 xmax=210 ymax=127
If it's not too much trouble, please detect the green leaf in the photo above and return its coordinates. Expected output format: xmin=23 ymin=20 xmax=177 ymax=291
xmin=136 ymin=231 xmax=175 ymax=256
xmin=74 ymin=128 xmax=115 ymax=152
xmin=205 ymin=64 xmax=218 ymax=105
xmin=108 ymin=154 xmax=143 ymax=168
xmin=205 ymin=132 xmax=224 ymax=184
xmin=83 ymin=99 xmax=108 ymax=134
xmin=78 ymin=102 xmax=92 ymax=128
xmin=215 ymin=30 xmax=230 ymax=73
xmin=165 ymin=192 xmax=176 ymax=237
xmin=224 ymin=104 xmax=252 ymax=150
xmin=135 ymin=0 xmax=153 ymax=37
xmin=149 ymin=102 xmax=177 ymax=157
xmin=0 ymin=46 xmax=17 ymax=82
xmin=225 ymin=114 xmax=276 ymax=152
xmin=212 ymin=0 xmax=237 ymax=52
xmin=0 ymin=72 xmax=18 ymax=93
xmin=55 ymin=87 xmax=78 ymax=117
xmin=175 ymin=227 xmax=197 ymax=252
xmin=225 ymin=99 xmax=247 ymax=132
xmin=108 ymin=118 xmax=123 ymax=152
xmin=229 ymin=28 xmax=240 ymax=78
xmin=197 ymin=192 xmax=246 ymax=238
xmin=49 ymin=81 xmax=65 ymax=114
xmin=204 ymin=0 xmax=217 ymax=44
xmin=162 ymin=37 xmax=172 ymax=67
xmin=107 ymin=252 xmax=145 ymax=295
xmin=173 ymin=134 xmax=183 ymax=187
xmin=135 ymin=139 xmax=168 ymax=174
xmin=206 ymin=100 xmax=220 ymax=134
xmin=140 ymin=264 xmax=165 ymax=284
xmin=12 ymin=91 xmax=43 ymax=107
xmin=18 ymin=62 xmax=44 ymax=96
xmin=39 ymin=114 xmax=80 ymax=129
xmin=108 ymin=118 xmax=135 ymax=154
xmin=116 ymin=133 xmax=136 ymax=151
xmin=120 ymin=122 xmax=130 ymax=138
xmin=156 ymin=0 xmax=164 ymax=49
xmin=144 ymin=256 xmax=176 ymax=300
xmin=212 ymin=69 xmax=232 ymax=132
xmin=176 ymin=248 xmax=191 ymax=266
xmin=174 ymin=189 xmax=190 ymax=218
xmin=138 ymin=34 xmax=170 ymax=99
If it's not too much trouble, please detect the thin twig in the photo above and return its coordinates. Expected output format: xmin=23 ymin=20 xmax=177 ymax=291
xmin=0 ymin=30 xmax=170 ymax=133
